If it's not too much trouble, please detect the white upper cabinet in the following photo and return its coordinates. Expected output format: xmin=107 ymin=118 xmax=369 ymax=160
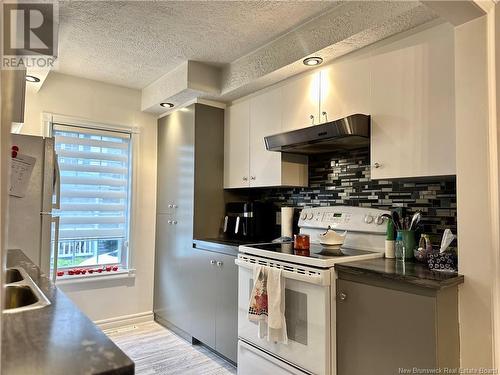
xmin=224 ymin=100 xmax=250 ymax=188
xmin=320 ymin=57 xmax=371 ymax=122
xmin=225 ymin=23 xmax=456 ymax=184
xmin=224 ymin=88 xmax=308 ymax=189
xmin=249 ymin=87 xmax=283 ymax=187
xmin=281 ymin=72 xmax=321 ymax=131
xmin=369 ymin=23 xmax=456 ymax=179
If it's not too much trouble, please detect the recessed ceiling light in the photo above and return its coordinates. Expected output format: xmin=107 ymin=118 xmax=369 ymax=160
xmin=303 ymin=57 xmax=323 ymax=67
xmin=26 ymin=75 xmax=40 ymax=83
xmin=160 ymin=102 xmax=174 ymax=108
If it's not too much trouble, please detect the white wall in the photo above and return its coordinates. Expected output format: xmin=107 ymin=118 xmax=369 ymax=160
xmin=23 ymin=72 xmax=157 ymax=322
xmin=493 ymin=3 xmax=500 ymax=366
xmin=455 ymin=16 xmax=494 ymax=367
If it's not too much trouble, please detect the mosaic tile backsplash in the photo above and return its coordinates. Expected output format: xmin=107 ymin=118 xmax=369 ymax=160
xmin=250 ymin=148 xmax=457 ymax=244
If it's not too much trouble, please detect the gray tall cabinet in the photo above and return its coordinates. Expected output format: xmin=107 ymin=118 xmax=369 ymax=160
xmin=154 ymin=104 xmax=225 ymax=338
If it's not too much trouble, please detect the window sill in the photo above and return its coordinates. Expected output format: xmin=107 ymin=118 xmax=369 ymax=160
xmin=55 ymin=268 xmax=136 ymax=285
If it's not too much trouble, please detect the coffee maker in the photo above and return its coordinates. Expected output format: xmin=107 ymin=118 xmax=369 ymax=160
xmin=222 ymin=202 xmax=275 ymax=243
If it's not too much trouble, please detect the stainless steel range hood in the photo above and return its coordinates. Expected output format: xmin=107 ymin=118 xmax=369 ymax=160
xmin=265 ymin=114 xmax=370 ymax=155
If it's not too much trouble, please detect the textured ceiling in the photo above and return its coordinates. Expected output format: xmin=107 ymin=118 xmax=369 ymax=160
xmin=138 ymin=1 xmax=439 ymax=112
xmin=56 ymin=0 xmax=340 ymax=89
xmin=217 ymin=1 xmax=438 ymax=101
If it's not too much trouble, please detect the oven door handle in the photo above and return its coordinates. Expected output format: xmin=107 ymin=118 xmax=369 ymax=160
xmin=235 ymin=259 xmax=330 ymax=286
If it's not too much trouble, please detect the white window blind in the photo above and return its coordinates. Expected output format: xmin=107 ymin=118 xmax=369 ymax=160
xmin=52 ymin=123 xmax=132 ymax=269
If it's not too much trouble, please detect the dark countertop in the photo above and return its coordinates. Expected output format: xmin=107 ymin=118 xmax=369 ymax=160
xmin=193 ymin=238 xmax=240 ymax=257
xmin=335 ymin=258 xmax=464 ymax=290
xmin=2 ymin=249 xmax=134 ymax=375
xmin=193 ymin=238 xmax=272 ymax=257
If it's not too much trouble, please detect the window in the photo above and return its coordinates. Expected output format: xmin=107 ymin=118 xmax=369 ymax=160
xmin=51 ymin=123 xmax=132 ymax=272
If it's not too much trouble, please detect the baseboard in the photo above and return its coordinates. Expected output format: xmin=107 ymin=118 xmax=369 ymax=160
xmin=95 ymin=311 xmax=154 ymax=331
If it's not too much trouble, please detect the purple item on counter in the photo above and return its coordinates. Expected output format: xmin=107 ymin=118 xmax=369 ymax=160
xmin=414 ymin=247 xmax=438 ymax=263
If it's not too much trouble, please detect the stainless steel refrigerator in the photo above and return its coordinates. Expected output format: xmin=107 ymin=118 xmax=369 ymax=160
xmin=7 ymin=134 xmax=60 ymax=278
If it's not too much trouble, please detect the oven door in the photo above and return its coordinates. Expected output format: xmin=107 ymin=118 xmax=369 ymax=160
xmin=238 ymin=340 xmax=308 ymax=375
xmin=236 ymin=254 xmax=331 ymax=375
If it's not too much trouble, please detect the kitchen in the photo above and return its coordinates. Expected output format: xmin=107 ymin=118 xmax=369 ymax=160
xmin=0 ymin=1 xmax=498 ymax=374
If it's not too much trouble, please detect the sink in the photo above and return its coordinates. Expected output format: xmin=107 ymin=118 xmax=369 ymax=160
xmin=3 ymin=267 xmax=51 ymax=313
xmin=5 ymin=268 xmax=23 ymax=283
xmin=4 ymin=285 xmax=38 ymax=309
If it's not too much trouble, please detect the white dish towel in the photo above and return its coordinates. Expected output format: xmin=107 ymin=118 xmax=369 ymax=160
xmin=248 ymin=265 xmax=288 ymax=344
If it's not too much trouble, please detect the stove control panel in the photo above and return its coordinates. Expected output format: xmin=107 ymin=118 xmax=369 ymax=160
xmin=298 ymin=206 xmax=390 ymax=233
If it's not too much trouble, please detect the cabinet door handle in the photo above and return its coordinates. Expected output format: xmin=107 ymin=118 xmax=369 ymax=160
xmin=168 ymin=204 xmax=173 ymax=208
xmin=338 ymin=292 xmax=347 ymax=302
xmin=373 ymin=162 xmax=381 ymax=169
xmin=210 ymin=260 xmax=216 ymax=265
xmin=242 ymin=176 xmax=248 ymax=181
xmin=167 ymin=220 xmax=172 ymax=224
xmin=172 ymin=204 xmax=178 ymax=208
xmin=309 ymin=114 xmax=315 ymax=125
xmin=322 ymin=111 xmax=328 ymax=122
xmin=250 ymin=176 xmax=256 ymax=181
xmin=172 ymin=220 xmax=178 ymax=225
xmin=216 ymin=261 xmax=223 ymax=267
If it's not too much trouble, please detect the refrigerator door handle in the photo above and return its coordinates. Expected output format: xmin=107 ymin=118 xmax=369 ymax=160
xmin=53 ymin=153 xmax=61 ymax=210
xmin=51 ymin=216 xmax=60 ymax=283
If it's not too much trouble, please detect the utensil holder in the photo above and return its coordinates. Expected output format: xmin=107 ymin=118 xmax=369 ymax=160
xmin=398 ymin=230 xmax=416 ymax=260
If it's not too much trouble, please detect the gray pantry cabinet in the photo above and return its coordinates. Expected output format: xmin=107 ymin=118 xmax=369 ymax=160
xmin=154 ymin=104 xmax=235 ymax=360
xmin=336 ymin=271 xmax=460 ymax=375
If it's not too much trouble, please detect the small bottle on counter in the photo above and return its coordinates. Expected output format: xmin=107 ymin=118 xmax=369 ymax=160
xmin=395 ymin=232 xmax=406 ymax=261
xmin=385 ymin=219 xmax=395 ymax=259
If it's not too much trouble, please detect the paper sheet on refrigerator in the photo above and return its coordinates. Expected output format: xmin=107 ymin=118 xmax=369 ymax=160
xmin=9 ymin=154 xmax=36 ymax=198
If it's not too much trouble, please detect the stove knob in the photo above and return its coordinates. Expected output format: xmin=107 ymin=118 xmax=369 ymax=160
xmin=301 ymin=213 xmax=307 ymax=220
xmin=375 ymin=215 xmax=385 ymax=225
xmin=306 ymin=212 xmax=313 ymax=220
xmin=364 ymin=214 xmax=374 ymax=224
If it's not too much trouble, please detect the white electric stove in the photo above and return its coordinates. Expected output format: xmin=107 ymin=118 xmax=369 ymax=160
xmin=236 ymin=206 xmax=390 ymax=375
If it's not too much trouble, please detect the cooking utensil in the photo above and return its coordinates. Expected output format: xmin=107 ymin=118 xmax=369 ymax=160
xmin=404 ymin=217 xmax=410 ymax=230
xmin=382 ymin=213 xmax=401 ymax=231
xmin=409 ymin=212 xmax=421 ymax=231
xmin=392 ymin=211 xmax=401 ymax=230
